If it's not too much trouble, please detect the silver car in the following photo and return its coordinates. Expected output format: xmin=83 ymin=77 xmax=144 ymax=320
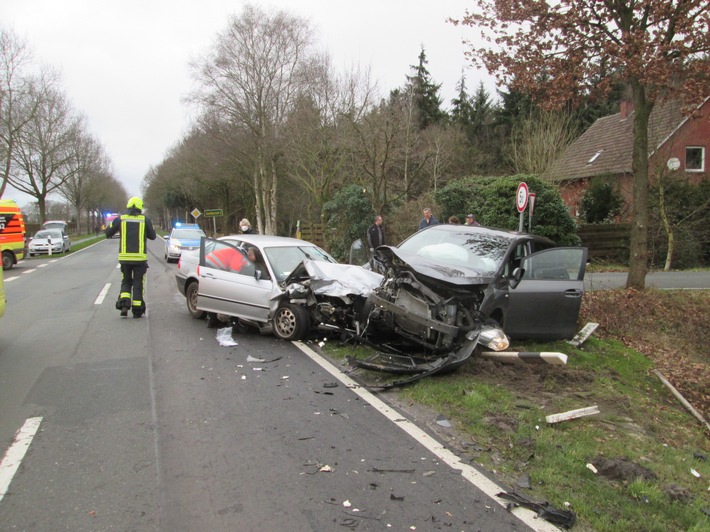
xmin=176 ymin=235 xmax=373 ymax=340
xmin=28 ymin=229 xmax=71 ymax=256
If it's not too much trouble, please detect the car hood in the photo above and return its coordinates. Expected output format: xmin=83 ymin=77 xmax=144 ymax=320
xmin=377 ymin=246 xmax=496 ymax=287
xmin=172 ymin=238 xmax=201 ymax=247
xmin=284 ymin=260 xmax=383 ymax=298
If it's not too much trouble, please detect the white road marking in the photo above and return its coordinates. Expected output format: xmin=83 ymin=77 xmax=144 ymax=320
xmin=95 ymin=283 xmax=112 ymax=305
xmin=21 ymin=269 xmax=36 ymax=274
xmin=294 ymin=342 xmax=560 ymax=532
xmin=0 ymin=417 xmax=43 ymax=502
xmin=4 ymin=276 xmax=19 ymax=283
xmin=37 ymin=263 xmax=48 ymax=268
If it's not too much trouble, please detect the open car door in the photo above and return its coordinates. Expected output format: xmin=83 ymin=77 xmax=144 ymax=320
xmin=504 ymin=247 xmax=588 ymax=340
xmin=196 ymin=237 xmax=272 ymax=322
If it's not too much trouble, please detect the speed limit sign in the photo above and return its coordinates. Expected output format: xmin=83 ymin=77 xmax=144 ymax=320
xmin=516 ymin=182 xmax=529 ymax=213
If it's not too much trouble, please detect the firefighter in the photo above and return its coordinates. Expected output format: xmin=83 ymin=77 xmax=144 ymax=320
xmin=105 ymin=197 xmax=157 ymax=317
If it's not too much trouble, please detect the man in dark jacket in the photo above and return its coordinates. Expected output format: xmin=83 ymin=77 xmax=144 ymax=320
xmin=367 ymin=215 xmax=385 ymax=252
xmin=105 ymin=197 xmax=157 ymax=318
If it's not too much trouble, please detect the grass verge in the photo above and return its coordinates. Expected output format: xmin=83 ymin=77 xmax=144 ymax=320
xmin=320 ymin=290 xmax=710 ymax=531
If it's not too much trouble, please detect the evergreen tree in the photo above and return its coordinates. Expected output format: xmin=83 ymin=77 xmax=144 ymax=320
xmin=405 ymin=47 xmax=447 ymax=130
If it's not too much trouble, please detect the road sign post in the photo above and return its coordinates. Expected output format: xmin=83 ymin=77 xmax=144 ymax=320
xmin=204 ymin=209 xmax=223 ymax=234
xmin=516 ymin=182 xmax=529 ymax=232
xmin=528 ymin=193 xmax=536 ymax=232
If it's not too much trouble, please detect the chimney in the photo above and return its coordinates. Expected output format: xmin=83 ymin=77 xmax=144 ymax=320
xmin=620 ymin=100 xmax=634 ymax=119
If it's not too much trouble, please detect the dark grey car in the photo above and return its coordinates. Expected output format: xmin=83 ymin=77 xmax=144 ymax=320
xmin=372 ymin=225 xmax=588 ymax=340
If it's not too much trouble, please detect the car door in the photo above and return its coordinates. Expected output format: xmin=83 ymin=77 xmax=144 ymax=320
xmin=504 ymin=247 xmax=588 ymax=340
xmin=196 ymin=238 xmax=272 ymax=322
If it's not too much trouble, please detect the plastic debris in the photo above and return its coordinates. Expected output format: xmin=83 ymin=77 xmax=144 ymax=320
xmin=216 ymin=327 xmax=237 ymax=346
xmin=247 ymin=355 xmax=265 ymax=362
xmin=691 ymin=468 xmax=701 ymax=478
xmin=436 ymin=414 xmax=452 ymax=428
xmin=497 ymin=491 xmax=576 ymax=529
xmin=343 ymin=500 xmax=352 ymax=508
xmin=586 ymin=463 xmax=598 ymax=474
xmin=319 ymin=465 xmax=333 ymax=472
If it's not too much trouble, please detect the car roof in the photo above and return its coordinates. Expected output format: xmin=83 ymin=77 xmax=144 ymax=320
xmin=43 ymin=220 xmax=67 ymax=225
xmin=217 ymin=234 xmax=321 ymax=247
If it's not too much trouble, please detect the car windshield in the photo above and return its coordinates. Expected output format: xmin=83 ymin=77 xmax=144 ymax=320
xmin=397 ymin=228 xmax=512 ymax=274
xmin=35 ymin=229 xmax=62 ymax=239
xmin=172 ymin=229 xmax=204 ymax=240
xmin=43 ymin=222 xmax=65 ymax=229
xmin=263 ymin=245 xmax=336 ymax=283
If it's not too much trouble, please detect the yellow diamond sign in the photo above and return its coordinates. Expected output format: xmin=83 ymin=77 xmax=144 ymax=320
xmin=191 ymin=208 xmax=202 ymax=219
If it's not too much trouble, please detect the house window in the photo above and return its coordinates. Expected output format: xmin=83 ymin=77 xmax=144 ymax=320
xmin=587 ymin=150 xmax=603 ymax=164
xmin=686 ymin=147 xmax=705 ymax=172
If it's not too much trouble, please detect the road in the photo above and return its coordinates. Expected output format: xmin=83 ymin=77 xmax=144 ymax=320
xmin=585 ymin=270 xmax=710 ymax=291
xmin=0 ymin=239 xmax=551 ymax=531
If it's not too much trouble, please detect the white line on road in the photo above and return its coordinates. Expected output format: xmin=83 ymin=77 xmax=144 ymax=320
xmin=0 ymin=417 xmax=43 ymax=502
xmin=294 ymin=342 xmax=560 ymax=532
xmin=21 ymin=269 xmax=35 ymax=274
xmin=4 ymin=276 xmax=19 ymax=282
xmin=95 ymin=283 xmax=112 ymax=305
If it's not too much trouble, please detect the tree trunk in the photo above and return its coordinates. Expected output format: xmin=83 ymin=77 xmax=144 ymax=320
xmin=657 ymin=180 xmax=674 ymax=271
xmin=626 ymin=83 xmax=653 ymax=290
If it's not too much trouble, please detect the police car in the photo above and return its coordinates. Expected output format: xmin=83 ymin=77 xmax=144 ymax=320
xmin=164 ymin=223 xmax=205 ymax=263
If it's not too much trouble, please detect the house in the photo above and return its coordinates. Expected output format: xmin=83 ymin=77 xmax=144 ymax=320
xmin=544 ymin=97 xmax=709 ymax=220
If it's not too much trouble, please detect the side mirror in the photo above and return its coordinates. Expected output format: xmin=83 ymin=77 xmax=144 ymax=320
xmin=254 ymin=269 xmax=262 ymax=281
xmin=509 ymin=267 xmax=525 ymax=290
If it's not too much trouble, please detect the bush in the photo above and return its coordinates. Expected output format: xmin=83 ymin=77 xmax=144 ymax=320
xmin=322 ymin=185 xmax=374 ymax=261
xmin=579 ymin=178 xmax=625 ymax=223
xmin=434 ymin=174 xmax=580 ymax=246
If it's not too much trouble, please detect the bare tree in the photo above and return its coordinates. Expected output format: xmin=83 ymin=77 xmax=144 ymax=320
xmin=7 ymin=78 xmax=81 ymax=222
xmin=0 ymin=27 xmax=38 ymax=197
xmin=190 ymin=5 xmax=315 ymax=235
xmin=510 ymin=109 xmax=578 ymax=175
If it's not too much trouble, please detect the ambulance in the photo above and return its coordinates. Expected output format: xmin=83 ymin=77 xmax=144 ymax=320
xmin=0 ymin=199 xmax=27 ymax=269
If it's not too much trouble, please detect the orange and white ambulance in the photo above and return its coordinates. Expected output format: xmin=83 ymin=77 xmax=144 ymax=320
xmin=0 ymin=199 xmax=27 ymax=270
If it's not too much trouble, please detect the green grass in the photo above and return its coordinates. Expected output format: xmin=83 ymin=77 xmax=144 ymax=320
xmin=321 ymin=334 xmax=710 ymax=531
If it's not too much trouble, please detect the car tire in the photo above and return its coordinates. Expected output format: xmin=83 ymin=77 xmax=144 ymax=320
xmin=2 ymin=251 xmax=13 ymax=270
xmin=272 ymin=303 xmax=310 ymax=341
xmin=185 ymin=282 xmax=205 ymax=319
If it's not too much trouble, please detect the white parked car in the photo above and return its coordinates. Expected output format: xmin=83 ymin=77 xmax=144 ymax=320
xmin=28 ymin=229 xmax=71 ymax=256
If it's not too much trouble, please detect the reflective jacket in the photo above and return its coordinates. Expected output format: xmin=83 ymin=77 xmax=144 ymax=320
xmin=106 ymin=208 xmax=156 ymax=262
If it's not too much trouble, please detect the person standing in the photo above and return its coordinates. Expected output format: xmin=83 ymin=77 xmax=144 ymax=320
xmin=419 ymin=208 xmax=440 ymax=230
xmin=367 ymin=215 xmax=386 ymax=253
xmin=240 ymin=218 xmax=257 ymax=234
xmin=105 ymin=197 xmax=157 ymax=318
xmin=465 ymin=213 xmax=481 ymax=227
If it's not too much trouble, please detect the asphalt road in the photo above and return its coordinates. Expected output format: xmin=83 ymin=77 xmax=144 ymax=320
xmin=0 ymin=239 xmax=552 ymax=531
xmin=585 ymin=270 xmax=710 ymax=291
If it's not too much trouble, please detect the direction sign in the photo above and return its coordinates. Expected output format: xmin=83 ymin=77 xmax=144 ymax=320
xmin=516 ymin=182 xmax=529 ymax=213
xmin=204 ymin=209 xmax=224 ymax=217
xmin=191 ymin=208 xmax=202 ymax=219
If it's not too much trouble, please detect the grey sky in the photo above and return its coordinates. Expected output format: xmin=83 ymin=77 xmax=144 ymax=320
xmin=2 ymin=0 xmax=494 ymax=208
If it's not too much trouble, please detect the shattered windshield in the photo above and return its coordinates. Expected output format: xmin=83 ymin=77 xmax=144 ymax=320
xmin=398 ymin=228 xmax=511 ymax=274
xmin=263 ymin=245 xmax=336 ymax=282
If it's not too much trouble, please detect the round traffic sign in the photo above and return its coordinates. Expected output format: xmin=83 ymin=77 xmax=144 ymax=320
xmin=516 ymin=182 xmax=529 ymax=213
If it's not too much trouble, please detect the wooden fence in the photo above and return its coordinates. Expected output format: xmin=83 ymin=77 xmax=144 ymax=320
xmin=577 ymin=223 xmax=631 ymax=259
xmin=296 ymin=221 xmax=325 ymax=247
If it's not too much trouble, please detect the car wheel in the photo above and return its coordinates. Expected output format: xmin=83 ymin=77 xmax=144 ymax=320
xmin=2 ymin=251 xmax=13 ymax=270
xmin=185 ymin=282 xmax=205 ymax=319
xmin=272 ymin=303 xmax=310 ymax=341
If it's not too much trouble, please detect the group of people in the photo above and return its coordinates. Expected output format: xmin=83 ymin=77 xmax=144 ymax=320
xmin=419 ymin=208 xmax=480 ymax=229
xmin=365 ymin=208 xmax=482 ymax=259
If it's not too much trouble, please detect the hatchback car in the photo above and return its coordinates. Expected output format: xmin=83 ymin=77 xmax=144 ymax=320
xmin=371 ymin=224 xmax=588 ymax=340
xmin=28 ymin=229 xmax=71 ymax=256
xmin=164 ymin=224 xmax=205 ymax=263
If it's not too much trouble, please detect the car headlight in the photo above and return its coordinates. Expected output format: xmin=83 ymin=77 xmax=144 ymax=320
xmin=169 ymin=239 xmax=182 ymax=251
xmin=475 ymin=326 xmax=510 ymax=351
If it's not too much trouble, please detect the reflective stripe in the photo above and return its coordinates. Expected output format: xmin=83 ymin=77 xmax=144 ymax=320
xmin=118 ymin=215 xmax=147 ymax=261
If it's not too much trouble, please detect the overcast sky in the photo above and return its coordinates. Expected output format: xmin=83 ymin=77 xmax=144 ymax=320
xmin=2 ymin=0 xmax=495 ymax=208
